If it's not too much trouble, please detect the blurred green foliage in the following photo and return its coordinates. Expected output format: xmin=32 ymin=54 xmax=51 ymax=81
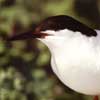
xmin=0 ymin=0 xmax=100 ymax=100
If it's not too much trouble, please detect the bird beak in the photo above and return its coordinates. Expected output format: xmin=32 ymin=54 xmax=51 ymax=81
xmin=7 ymin=31 xmax=49 ymax=41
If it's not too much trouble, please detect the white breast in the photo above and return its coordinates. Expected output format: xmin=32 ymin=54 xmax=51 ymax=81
xmin=40 ymin=29 xmax=100 ymax=95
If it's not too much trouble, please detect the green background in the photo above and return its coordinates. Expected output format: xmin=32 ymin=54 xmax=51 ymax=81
xmin=0 ymin=0 xmax=100 ymax=100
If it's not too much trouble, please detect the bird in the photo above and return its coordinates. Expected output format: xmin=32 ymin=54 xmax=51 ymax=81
xmin=7 ymin=15 xmax=100 ymax=100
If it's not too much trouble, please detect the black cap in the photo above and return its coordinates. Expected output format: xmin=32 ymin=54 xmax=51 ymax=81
xmin=36 ymin=15 xmax=97 ymax=37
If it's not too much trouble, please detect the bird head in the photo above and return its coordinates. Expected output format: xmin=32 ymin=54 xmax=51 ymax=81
xmin=7 ymin=15 xmax=97 ymax=45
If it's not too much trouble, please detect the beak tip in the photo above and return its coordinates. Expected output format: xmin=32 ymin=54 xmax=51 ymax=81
xmin=5 ymin=31 xmax=49 ymax=41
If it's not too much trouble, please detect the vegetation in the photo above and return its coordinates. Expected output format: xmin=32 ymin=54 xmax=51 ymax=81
xmin=0 ymin=0 xmax=100 ymax=100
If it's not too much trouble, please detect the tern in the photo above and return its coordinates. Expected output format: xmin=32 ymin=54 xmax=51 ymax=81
xmin=8 ymin=15 xmax=100 ymax=100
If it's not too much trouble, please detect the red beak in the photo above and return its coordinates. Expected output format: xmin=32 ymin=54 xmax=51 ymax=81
xmin=7 ymin=31 xmax=48 ymax=41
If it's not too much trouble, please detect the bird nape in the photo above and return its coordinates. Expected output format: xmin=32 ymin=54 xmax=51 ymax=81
xmin=7 ymin=15 xmax=100 ymax=100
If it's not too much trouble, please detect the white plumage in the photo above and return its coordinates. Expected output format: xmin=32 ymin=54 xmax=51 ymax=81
xmin=39 ymin=29 xmax=100 ymax=95
xmin=8 ymin=14 xmax=100 ymax=99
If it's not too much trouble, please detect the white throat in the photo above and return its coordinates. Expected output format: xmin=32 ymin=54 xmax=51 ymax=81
xmin=39 ymin=29 xmax=100 ymax=95
xmin=39 ymin=29 xmax=99 ymax=53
